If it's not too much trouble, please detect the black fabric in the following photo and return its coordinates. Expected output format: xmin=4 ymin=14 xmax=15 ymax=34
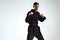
xmin=25 ymin=9 xmax=46 ymax=40
xmin=25 ymin=9 xmax=46 ymax=24
xmin=27 ymin=25 xmax=44 ymax=40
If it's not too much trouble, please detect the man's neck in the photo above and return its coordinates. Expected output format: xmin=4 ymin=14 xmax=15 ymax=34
xmin=33 ymin=9 xmax=37 ymax=12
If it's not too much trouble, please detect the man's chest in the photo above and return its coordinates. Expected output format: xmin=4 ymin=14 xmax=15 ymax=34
xmin=32 ymin=12 xmax=39 ymax=20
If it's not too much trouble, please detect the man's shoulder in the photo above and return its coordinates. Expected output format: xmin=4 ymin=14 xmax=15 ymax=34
xmin=37 ymin=11 xmax=40 ymax=13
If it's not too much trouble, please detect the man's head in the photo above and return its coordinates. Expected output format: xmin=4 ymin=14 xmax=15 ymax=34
xmin=33 ymin=2 xmax=39 ymax=11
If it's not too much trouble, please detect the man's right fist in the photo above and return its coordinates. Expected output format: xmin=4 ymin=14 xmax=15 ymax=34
xmin=29 ymin=12 xmax=33 ymax=16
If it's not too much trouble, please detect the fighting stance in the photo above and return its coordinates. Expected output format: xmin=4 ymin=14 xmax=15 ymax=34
xmin=25 ymin=2 xmax=46 ymax=40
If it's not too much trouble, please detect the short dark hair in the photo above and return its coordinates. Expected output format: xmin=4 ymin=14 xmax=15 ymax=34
xmin=33 ymin=2 xmax=39 ymax=5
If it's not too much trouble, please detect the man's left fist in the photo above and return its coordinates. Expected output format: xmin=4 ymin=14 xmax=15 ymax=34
xmin=40 ymin=14 xmax=45 ymax=18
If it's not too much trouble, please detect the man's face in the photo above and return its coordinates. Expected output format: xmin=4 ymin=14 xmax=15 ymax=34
xmin=33 ymin=5 xmax=39 ymax=11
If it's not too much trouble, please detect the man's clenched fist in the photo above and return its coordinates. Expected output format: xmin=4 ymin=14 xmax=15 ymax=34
xmin=40 ymin=14 xmax=45 ymax=18
xmin=29 ymin=12 xmax=33 ymax=16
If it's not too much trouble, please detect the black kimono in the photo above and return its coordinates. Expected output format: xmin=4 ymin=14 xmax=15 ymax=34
xmin=25 ymin=9 xmax=46 ymax=40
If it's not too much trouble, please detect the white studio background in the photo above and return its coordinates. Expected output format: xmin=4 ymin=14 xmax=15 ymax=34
xmin=0 ymin=0 xmax=60 ymax=40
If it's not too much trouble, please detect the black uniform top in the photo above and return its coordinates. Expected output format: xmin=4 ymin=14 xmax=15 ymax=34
xmin=25 ymin=9 xmax=46 ymax=25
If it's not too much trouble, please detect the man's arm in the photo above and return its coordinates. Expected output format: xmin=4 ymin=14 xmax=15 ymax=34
xmin=38 ymin=13 xmax=46 ymax=22
xmin=25 ymin=11 xmax=33 ymax=23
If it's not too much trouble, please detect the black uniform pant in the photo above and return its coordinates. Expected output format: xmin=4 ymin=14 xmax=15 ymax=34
xmin=27 ymin=24 xmax=44 ymax=40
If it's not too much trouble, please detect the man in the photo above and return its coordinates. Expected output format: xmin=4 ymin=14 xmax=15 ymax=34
xmin=25 ymin=2 xmax=46 ymax=40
